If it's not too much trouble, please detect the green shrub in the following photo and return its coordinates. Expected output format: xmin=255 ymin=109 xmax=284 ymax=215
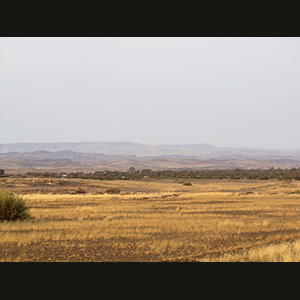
xmin=0 ymin=190 xmax=31 ymax=221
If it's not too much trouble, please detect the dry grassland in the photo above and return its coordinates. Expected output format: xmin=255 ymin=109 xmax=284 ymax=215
xmin=1 ymin=177 xmax=300 ymax=262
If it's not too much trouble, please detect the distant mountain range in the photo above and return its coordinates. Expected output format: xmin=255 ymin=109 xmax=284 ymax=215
xmin=1 ymin=141 xmax=300 ymax=160
xmin=1 ymin=142 xmax=300 ymax=172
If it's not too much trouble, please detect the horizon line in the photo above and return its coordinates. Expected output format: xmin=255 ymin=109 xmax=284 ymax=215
xmin=0 ymin=141 xmax=299 ymax=151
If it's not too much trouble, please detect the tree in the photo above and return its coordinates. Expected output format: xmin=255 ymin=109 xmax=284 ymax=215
xmin=128 ymin=167 xmax=136 ymax=173
xmin=0 ymin=169 xmax=5 ymax=176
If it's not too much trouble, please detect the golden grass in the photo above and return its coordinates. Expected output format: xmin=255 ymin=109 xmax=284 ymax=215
xmin=0 ymin=178 xmax=300 ymax=261
xmin=200 ymin=240 xmax=300 ymax=262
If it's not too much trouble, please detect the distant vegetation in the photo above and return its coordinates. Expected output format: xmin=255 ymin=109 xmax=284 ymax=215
xmin=15 ymin=167 xmax=300 ymax=181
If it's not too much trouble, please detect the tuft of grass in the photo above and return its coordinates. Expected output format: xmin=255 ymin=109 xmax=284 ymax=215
xmin=0 ymin=190 xmax=31 ymax=221
xmin=199 ymin=240 xmax=300 ymax=262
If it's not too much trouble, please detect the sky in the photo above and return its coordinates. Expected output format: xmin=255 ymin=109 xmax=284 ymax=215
xmin=0 ymin=37 xmax=299 ymax=149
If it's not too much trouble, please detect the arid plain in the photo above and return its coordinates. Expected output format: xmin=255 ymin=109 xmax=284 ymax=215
xmin=1 ymin=176 xmax=300 ymax=262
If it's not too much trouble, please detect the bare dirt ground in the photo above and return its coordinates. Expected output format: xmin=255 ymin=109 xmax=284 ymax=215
xmin=1 ymin=177 xmax=300 ymax=262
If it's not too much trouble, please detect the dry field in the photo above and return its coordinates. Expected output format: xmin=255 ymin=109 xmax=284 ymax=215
xmin=1 ymin=177 xmax=300 ymax=262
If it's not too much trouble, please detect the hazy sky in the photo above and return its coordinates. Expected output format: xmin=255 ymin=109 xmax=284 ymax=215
xmin=0 ymin=37 xmax=299 ymax=149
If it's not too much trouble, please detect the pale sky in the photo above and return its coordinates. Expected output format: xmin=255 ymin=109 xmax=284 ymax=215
xmin=0 ymin=37 xmax=299 ymax=149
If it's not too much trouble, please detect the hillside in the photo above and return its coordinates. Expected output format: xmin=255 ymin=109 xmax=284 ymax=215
xmin=1 ymin=151 xmax=300 ymax=173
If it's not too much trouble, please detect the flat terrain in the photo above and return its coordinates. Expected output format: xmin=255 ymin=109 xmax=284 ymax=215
xmin=1 ymin=177 xmax=300 ymax=262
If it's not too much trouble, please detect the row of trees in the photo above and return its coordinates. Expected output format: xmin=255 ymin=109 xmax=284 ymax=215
xmin=19 ymin=167 xmax=300 ymax=181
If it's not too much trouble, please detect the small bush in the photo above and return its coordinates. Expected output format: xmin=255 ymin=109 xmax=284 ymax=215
xmin=76 ymin=187 xmax=86 ymax=194
xmin=71 ymin=187 xmax=86 ymax=194
xmin=0 ymin=190 xmax=31 ymax=221
xmin=182 ymin=182 xmax=192 ymax=186
xmin=106 ymin=188 xmax=121 ymax=194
